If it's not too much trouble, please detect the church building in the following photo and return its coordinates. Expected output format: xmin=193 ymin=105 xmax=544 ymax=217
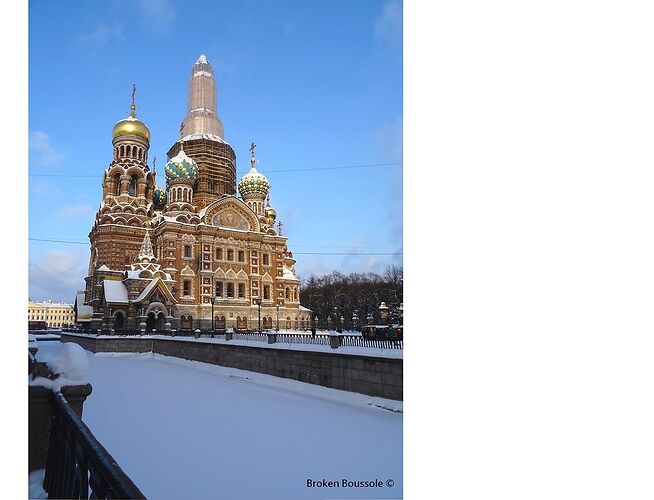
xmin=80 ymin=54 xmax=311 ymax=333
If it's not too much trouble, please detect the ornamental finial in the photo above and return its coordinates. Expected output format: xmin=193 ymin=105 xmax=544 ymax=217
xmin=277 ymin=220 xmax=283 ymax=235
xmin=152 ymin=155 xmax=157 ymax=174
xmin=130 ymin=84 xmax=136 ymax=117
xmin=179 ymin=121 xmax=185 ymax=151
xmin=250 ymin=142 xmax=256 ymax=169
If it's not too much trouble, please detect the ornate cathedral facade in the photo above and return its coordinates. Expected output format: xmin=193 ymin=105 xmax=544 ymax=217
xmin=80 ymin=54 xmax=311 ymax=333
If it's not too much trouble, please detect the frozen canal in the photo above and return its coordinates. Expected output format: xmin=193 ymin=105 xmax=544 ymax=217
xmin=37 ymin=341 xmax=402 ymax=499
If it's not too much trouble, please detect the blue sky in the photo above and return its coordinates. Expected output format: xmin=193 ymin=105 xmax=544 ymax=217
xmin=28 ymin=0 xmax=403 ymax=302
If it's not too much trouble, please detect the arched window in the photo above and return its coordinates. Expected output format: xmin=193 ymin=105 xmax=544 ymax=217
xmin=177 ymin=187 xmax=182 ymax=201
xmin=285 ymin=287 xmax=290 ymax=300
xmin=126 ymin=145 xmax=131 ymax=158
xmin=138 ymin=148 xmax=142 ymax=160
xmin=113 ymin=173 xmax=121 ymax=195
xmin=120 ymin=145 xmax=125 ymax=156
xmin=128 ymin=175 xmax=137 ymax=196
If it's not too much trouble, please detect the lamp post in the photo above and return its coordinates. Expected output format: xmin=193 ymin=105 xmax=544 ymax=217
xmin=256 ymin=296 xmax=262 ymax=334
xmin=276 ymin=303 xmax=280 ymax=332
xmin=352 ymin=311 xmax=359 ymax=331
xmin=314 ymin=315 xmax=319 ymax=331
xmin=210 ymin=295 xmax=216 ymax=337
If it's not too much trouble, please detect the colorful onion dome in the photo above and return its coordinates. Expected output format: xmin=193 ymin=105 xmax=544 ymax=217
xmin=238 ymin=166 xmax=270 ymax=197
xmin=153 ymin=185 xmax=167 ymax=206
xmin=265 ymin=205 xmax=276 ymax=224
xmin=164 ymin=149 xmax=199 ymax=182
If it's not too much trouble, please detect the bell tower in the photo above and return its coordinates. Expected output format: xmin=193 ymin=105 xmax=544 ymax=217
xmin=167 ymin=54 xmax=236 ymax=208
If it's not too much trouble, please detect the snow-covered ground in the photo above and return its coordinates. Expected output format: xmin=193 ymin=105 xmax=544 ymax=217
xmin=35 ymin=342 xmax=403 ymax=500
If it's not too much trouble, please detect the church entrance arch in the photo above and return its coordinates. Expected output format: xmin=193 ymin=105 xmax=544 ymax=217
xmin=114 ymin=311 xmax=125 ymax=332
xmin=146 ymin=312 xmax=156 ymax=332
xmin=215 ymin=316 xmax=225 ymax=329
xmin=236 ymin=316 xmax=247 ymax=329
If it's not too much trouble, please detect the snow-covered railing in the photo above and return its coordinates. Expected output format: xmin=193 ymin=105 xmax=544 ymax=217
xmin=44 ymin=391 xmax=145 ymax=499
xmin=232 ymin=332 xmax=268 ymax=342
xmin=340 ymin=335 xmax=403 ymax=350
xmin=275 ymin=333 xmax=331 ymax=346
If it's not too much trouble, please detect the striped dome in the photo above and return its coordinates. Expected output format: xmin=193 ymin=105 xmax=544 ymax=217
xmin=165 ymin=149 xmax=198 ymax=182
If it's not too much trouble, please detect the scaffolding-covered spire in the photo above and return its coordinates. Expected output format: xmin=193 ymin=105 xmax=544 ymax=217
xmin=180 ymin=53 xmax=225 ymax=140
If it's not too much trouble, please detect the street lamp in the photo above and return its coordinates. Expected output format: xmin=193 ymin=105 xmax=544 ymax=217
xmin=258 ymin=296 xmax=264 ymax=332
xmin=276 ymin=303 xmax=280 ymax=332
xmin=210 ymin=294 xmax=216 ymax=337
xmin=314 ymin=315 xmax=319 ymax=331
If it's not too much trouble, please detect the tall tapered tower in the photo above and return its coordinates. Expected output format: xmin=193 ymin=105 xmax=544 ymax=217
xmin=167 ymin=54 xmax=236 ymax=208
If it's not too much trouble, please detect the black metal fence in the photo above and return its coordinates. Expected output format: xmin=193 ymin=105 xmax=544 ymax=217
xmin=340 ymin=335 xmax=403 ymax=350
xmin=275 ymin=334 xmax=331 ymax=346
xmin=61 ymin=329 xmax=404 ymax=350
xmin=44 ymin=391 xmax=146 ymax=499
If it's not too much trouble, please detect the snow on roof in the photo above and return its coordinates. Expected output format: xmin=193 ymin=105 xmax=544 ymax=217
xmin=125 ymin=270 xmax=142 ymax=279
xmin=181 ymin=133 xmax=229 ymax=145
xmin=97 ymin=264 xmax=112 ymax=271
xmin=103 ymin=280 xmax=128 ymax=304
xmin=282 ymin=267 xmax=299 ymax=281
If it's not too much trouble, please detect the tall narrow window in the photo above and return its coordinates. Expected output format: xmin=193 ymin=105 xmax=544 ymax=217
xmin=237 ymin=250 xmax=244 ymax=262
xmin=227 ymin=283 xmax=234 ymax=298
xmin=128 ymin=175 xmax=137 ymax=196
xmin=216 ymin=248 xmax=223 ymax=260
xmin=216 ymin=282 xmax=223 ymax=297
xmin=238 ymin=283 xmax=245 ymax=298
xmin=183 ymin=245 xmax=192 ymax=258
xmin=263 ymin=254 xmax=269 ymax=266
xmin=227 ymin=249 xmax=234 ymax=261
xmin=183 ymin=280 xmax=191 ymax=296
xmin=264 ymin=285 xmax=270 ymax=300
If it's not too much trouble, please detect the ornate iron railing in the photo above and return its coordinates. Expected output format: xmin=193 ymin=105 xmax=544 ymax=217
xmin=340 ymin=335 xmax=403 ymax=349
xmin=43 ymin=391 xmax=146 ymax=499
xmin=275 ymin=334 xmax=331 ymax=345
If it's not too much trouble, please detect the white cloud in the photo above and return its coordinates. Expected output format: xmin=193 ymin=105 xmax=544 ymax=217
xmin=29 ymin=249 xmax=89 ymax=303
xmin=374 ymin=0 xmax=403 ymax=44
xmin=76 ymin=21 xmax=125 ymax=45
xmin=30 ymin=131 xmax=65 ymax=166
xmin=137 ymin=0 xmax=176 ymax=35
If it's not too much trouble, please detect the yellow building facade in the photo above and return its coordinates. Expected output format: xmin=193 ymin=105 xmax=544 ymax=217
xmin=28 ymin=300 xmax=75 ymax=328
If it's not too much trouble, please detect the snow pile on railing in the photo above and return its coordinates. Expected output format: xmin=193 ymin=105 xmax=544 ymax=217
xmin=30 ymin=343 xmax=90 ymax=390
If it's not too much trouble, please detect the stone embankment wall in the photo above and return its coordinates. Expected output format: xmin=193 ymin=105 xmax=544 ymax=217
xmin=61 ymin=334 xmax=403 ymax=400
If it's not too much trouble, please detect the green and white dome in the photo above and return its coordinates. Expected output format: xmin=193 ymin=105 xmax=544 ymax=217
xmin=238 ymin=166 xmax=269 ymax=197
xmin=165 ymin=149 xmax=199 ymax=182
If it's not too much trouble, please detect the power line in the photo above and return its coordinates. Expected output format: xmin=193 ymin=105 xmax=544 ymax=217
xmin=29 ymin=161 xmax=402 ymax=178
xmin=28 ymin=238 xmax=402 ymax=256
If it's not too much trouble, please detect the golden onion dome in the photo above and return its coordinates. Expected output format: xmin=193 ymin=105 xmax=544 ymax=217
xmin=112 ymin=113 xmax=151 ymax=142
xmin=265 ymin=205 xmax=276 ymax=223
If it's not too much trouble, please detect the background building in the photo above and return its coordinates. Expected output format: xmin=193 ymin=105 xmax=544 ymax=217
xmin=81 ymin=54 xmax=311 ymax=332
xmin=28 ymin=300 xmax=75 ymax=328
